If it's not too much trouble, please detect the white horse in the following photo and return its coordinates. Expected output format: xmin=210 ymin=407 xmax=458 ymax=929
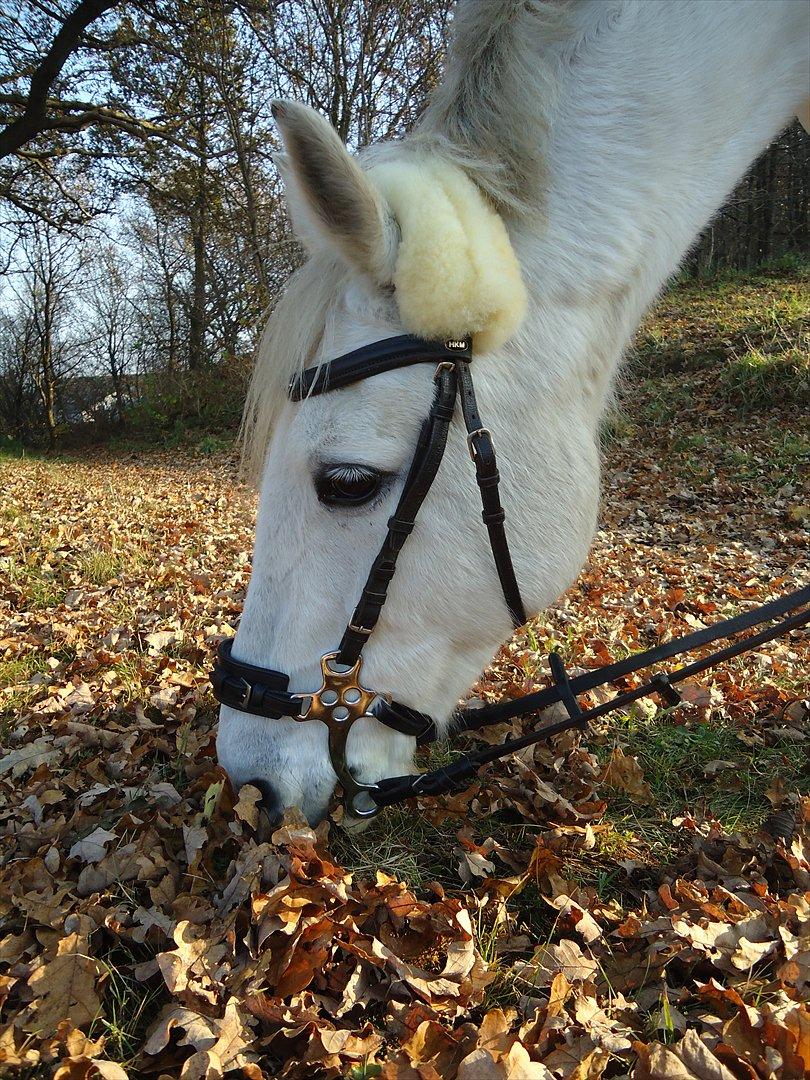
xmin=217 ymin=0 xmax=810 ymax=825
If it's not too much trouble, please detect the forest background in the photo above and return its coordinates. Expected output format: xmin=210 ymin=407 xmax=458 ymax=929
xmin=0 ymin=0 xmax=808 ymax=451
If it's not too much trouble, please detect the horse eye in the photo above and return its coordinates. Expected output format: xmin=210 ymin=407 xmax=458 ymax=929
xmin=315 ymin=464 xmax=385 ymax=507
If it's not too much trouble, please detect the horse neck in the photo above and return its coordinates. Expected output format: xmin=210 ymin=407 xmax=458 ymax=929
xmin=507 ymin=0 xmax=808 ymax=417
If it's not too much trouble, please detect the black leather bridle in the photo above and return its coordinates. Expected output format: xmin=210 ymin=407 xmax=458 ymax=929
xmin=212 ymin=333 xmax=810 ymax=819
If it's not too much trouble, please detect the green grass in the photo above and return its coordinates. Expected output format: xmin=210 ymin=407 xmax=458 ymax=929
xmin=598 ymin=711 xmax=808 ymax=842
xmin=108 ymin=656 xmax=147 ymax=706
xmin=332 ymin=802 xmax=460 ymax=888
xmin=720 ymin=345 xmax=809 ymax=411
xmin=81 ymin=550 xmax=125 ymax=584
xmin=0 ymin=653 xmax=52 ymax=739
xmin=633 ymin=256 xmax=808 ymax=409
xmin=90 ymin=943 xmax=166 ymax=1067
xmin=0 ymin=437 xmax=61 ymax=462
xmin=3 ymin=556 xmax=65 ymax=610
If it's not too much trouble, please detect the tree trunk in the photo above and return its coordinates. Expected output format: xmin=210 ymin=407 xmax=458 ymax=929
xmin=188 ymin=71 xmax=208 ymax=371
xmin=189 ymin=192 xmax=207 ymax=370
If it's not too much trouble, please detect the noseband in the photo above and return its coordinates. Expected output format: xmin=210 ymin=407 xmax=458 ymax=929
xmin=212 ymin=333 xmax=810 ymax=819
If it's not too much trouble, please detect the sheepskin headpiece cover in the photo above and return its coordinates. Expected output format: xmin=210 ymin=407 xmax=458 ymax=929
xmin=369 ymin=158 xmax=527 ymax=353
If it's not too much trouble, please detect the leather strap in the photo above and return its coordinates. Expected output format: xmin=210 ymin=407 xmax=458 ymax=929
xmin=290 ymin=334 xmax=471 ymax=399
xmin=212 ymin=638 xmax=434 ymax=739
xmin=212 ymin=639 xmax=305 ymax=719
xmin=337 ymin=363 xmax=458 ymax=666
xmin=456 ymin=361 xmax=526 ymax=627
xmin=455 ymin=582 xmax=810 ymax=731
xmin=371 ymin=697 xmax=436 ymax=743
xmin=371 ymin=585 xmax=810 ymax=806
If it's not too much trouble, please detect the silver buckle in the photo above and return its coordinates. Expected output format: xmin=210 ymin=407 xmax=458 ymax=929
xmin=235 ymin=678 xmax=252 ymax=708
xmin=348 ymin=622 xmax=373 ymax=637
xmin=433 ymin=360 xmax=455 ymax=382
xmin=467 ymin=427 xmax=491 ymax=460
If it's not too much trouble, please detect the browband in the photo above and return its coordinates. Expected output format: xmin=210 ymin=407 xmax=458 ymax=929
xmin=289 ymin=334 xmax=471 ymax=400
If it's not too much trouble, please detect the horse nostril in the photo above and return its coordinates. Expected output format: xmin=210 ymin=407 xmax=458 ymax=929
xmin=245 ymin=778 xmax=283 ymax=827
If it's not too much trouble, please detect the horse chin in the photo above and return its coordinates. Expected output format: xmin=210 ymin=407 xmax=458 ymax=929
xmin=338 ymin=811 xmax=375 ymax=835
xmin=347 ymin=718 xmax=417 ymax=780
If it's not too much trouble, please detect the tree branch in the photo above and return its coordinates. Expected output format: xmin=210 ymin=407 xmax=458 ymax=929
xmin=0 ymin=0 xmax=120 ymax=160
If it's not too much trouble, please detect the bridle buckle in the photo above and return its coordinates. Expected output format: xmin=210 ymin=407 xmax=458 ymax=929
xmin=467 ymin=427 xmax=491 ymax=460
xmin=234 ymin=677 xmax=252 ymax=709
xmin=434 ymin=360 xmax=455 ymax=382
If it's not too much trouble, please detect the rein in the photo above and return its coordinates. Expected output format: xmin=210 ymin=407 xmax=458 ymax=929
xmin=211 ymin=334 xmax=810 ymax=819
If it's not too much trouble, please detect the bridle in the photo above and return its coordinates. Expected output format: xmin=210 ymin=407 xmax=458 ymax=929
xmin=213 ymin=334 xmax=523 ymax=815
xmin=212 ymin=333 xmax=810 ymax=819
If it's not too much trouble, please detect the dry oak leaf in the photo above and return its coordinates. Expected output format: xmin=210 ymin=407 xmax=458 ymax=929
xmin=156 ymin=920 xmax=224 ymax=998
xmin=514 ymin=938 xmax=599 ymax=987
xmin=671 ymin=913 xmax=778 ymax=971
xmin=0 ymin=736 xmax=61 ymax=779
xmin=633 ymin=1029 xmax=736 ymax=1079
xmin=69 ymin=827 xmax=117 ymax=864
xmin=183 ymin=823 xmax=208 ymax=869
xmin=76 ymin=843 xmax=143 ymax=898
xmin=53 ymin=1056 xmax=129 ymax=1079
xmin=457 ymin=1045 xmax=555 ymax=1079
xmin=233 ymin=784 xmax=262 ymax=830
xmin=143 ymin=1004 xmax=220 ymax=1055
xmin=396 ymin=1019 xmax=467 ymax=1076
xmin=601 ymin=747 xmax=653 ymax=802
xmin=572 ymin=992 xmax=634 ymax=1053
xmin=177 ymin=1000 xmax=256 ymax=1077
xmin=46 ymin=1022 xmax=106 ymax=1060
xmin=0 ymin=1021 xmax=41 ymax=1067
xmin=542 ymin=1039 xmax=607 ymax=1078
xmin=474 ymin=1007 xmax=519 ymax=1061
xmin=25 ymin=932 xmax=102 ymax=1036
xmin=549 ymin=895 xmax=603 ymax=943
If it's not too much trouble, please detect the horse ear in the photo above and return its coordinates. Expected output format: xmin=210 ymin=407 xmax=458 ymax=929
xmin=272 ymin=100 xmax=398 ymax=282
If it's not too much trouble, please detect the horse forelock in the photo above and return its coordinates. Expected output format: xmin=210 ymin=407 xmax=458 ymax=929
xmin=240 ymin=252 xmax=348 ymax=483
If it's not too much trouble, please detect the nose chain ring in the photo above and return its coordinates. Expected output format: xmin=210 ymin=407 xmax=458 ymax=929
xmin=298 ymin=653 xmax=385 ymax=818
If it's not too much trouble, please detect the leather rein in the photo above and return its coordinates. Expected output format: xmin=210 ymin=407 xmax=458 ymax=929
xmin=211 ymin=333 xmax=810 ymax=819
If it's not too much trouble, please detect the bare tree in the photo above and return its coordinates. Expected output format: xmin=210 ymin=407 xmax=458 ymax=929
xmin=0 ymin=0 xmax=198 ymax=225
xmin=84 ymin=242 xmax=138 ymax=422
xmin=5 ymin=223 xmax=86 ymax=444
xmin=240 ymin=0 xmax=452 ymax=145
xmin=0 ymin=307 xmax=40 ymax=439
xmin=689 ymin=121 xmax=809 ymax=275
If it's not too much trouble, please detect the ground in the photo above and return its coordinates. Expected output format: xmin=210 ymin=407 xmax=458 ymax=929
xmin=0 ymin=263 xmax=807 ymax=1078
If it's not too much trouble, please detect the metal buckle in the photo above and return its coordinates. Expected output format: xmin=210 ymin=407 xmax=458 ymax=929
xmin=467 ymin=427 xmax=491 ymax=460
xmin=299 ymin=651 xmax=383 ymax=819
xmin=434 ymin=360 xmax=455 ymax=382
xmin=348 ymin=622 xmax=373 ymax=637
xmin=296 ymin=695 xmax=313 ymax=720
xmin=234 ymin=678 xmax=252 ymax=708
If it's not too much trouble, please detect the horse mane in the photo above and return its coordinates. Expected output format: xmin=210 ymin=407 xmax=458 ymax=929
xmin=240 ymin=251 xmax=348 ymax=481
xmin=414 ymin=0 xmax=583 ymax=219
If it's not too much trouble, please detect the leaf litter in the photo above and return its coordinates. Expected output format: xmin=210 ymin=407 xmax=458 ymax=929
xmin=0 ymin=343 xmax=808 ymax=1077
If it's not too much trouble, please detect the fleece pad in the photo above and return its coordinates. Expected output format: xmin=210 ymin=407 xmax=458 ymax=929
xmin=369 ymin=158 xmax=527 ymax=353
